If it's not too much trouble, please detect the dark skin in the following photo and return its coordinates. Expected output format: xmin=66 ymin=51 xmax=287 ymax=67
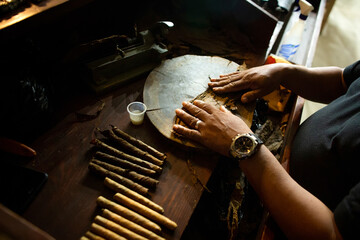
xmin=174 ymin=101 xmax=247 ymax=156
xmin=209 ymin=63 xmax=345 ymax=104
xmin=173 ymin=63 xmax=345 ymax=239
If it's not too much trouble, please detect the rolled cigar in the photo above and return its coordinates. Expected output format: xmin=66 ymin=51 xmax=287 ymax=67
xmin=84 ymin=231 xmax=105 ymax=240
xmin=91 ymin=139 xmax=162 ymax=173
xmin=104 ymin=177 xmax=164 ymax=213
xmin=113 ymin=193 xmax=177 ymax=231
xmin=103 ymin=129 xmax=164 ymax=166
xmin=97 ymin=196 xmax=162 ymax=233
xmin=89 ymin=162 xmax=149 ymax=196
xmin=90 ymin=222 xmax=126 ymax=240
xmin=111 ymin=125 xmax=167 ymax=161
xmin=92 ymin=159 xmax=158 ymax=188
xmin=94 ymin=215 xmax=147 ymax=240
xmin=102 ymin=209 xmax=165 ymax=240
xmin=96 ymin=151 xmax=157 ymax=176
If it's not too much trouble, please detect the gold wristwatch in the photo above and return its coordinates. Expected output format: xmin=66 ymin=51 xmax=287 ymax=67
xmin=229 ymin=133 xmax=263 ymax=160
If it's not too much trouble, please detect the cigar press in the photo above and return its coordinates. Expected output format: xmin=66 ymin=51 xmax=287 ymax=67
xmin=86 ymin=21 xmax=174 ymax=94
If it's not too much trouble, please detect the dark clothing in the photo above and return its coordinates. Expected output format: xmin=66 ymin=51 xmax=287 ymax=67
xmin=290 ymin=60 xmax=360 ymax=239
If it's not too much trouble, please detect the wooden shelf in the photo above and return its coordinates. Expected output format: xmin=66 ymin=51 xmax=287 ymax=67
xmin=0 ymin=0 xmax=68 ymax=31
xmin=0 ymin=0 xmax=98 ymax=39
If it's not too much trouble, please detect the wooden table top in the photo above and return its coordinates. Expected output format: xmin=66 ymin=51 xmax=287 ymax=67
xmin=22 ymin=77 xmax=219 ymax=240
xmin=0 ymin=0 xmax=326 ymax=238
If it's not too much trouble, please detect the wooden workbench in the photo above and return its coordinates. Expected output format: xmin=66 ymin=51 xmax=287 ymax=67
xmin=0 ymin=0 xmax=327 ymax=239
xmin=20 ymin=77 xmax=219 ymax=240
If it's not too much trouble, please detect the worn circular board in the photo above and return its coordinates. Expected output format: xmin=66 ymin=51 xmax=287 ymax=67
xmin=143 ymin=54 xmax=240 ymax=147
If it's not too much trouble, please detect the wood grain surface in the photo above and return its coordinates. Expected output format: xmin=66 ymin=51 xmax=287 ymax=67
xmin=143 ymin=55 xmax=253 ymax=148
xmin=21 ymin=77 xmax=219 ymax=240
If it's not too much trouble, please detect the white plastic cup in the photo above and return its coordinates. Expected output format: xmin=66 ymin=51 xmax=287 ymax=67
xmin=127 ymin=102 xmax=147 ymax=125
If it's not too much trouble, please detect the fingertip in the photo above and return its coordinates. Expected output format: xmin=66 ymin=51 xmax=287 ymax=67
xmin=212 ymin=87 xmax=223 ymax=93
xmin=208 ymin=81 xmax=218 ymax=87
xmin=182 ymin=101 xmax=191 ymax=107
xmin=241 ymin=95 xmax=248 ymax=103
xmin=220 ymin=105 xmax=230 ymax=113
xmin=193 ymin=100 xmax=204 ymax=105
xmin=173 ymin=124 xmax=184 ymax=131
xmin=172 ymin=125 xmax=182 ymax=136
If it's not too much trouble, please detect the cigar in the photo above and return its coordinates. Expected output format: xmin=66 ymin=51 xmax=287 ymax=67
xmin=102 ymin=128 xmax=164 ymax=166
xmin=94 ymin=215 xmax=147 ymax=240
xmin=111 ymin=125 xmax=167 ymax=161
xmin=89 ymin=162 xmax=149 ymax=196
xmin=95 ymin=151 xmax=157 ymax=176
xmin=104 ymin=177 xmax=164 ymax=213
xmin=96 ymin=196 xmax=162 ymax=233
xmin=101 ymin=209 xmax=165 ymax=240
xmin=90 ymin=222 xmax=126 ymax=240
xmin=84 ymin=231 xmax=105 ymax=240
xmin=113 ymin=193 xmax=177 ymax=231
xmin=92 ymin=159 xmax=159 ymax=188
xmin=91 ymin=139 xmax=162 ymax=173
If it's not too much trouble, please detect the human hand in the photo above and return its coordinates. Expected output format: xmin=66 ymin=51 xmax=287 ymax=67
xmin=173 ymin=100 xmax=252 ymax=156
xmin=209 ymin=63 xmax=287 ymax=103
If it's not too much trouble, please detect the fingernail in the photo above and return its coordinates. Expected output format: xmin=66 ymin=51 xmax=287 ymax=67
xmin=173 ymin=124 xmax=183 ymax=130
xmin=242 ymin=96 xmax=248 ymax=103
xmin=220 ymin=105 xmax=228 ymax=112
xmin=175 ymin=109 xmax=184 ymax=114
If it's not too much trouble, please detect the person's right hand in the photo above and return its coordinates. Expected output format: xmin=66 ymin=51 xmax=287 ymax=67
xmin=209 ymin=63 xmax=289 ymax=103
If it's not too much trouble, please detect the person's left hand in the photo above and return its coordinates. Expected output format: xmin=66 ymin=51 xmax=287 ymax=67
xmin=173 ymin=100 xmax=252 ymax=156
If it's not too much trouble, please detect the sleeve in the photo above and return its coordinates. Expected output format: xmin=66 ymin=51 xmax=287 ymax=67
xmin=343 ymin=60 xmax=360 ymax=87
xmin=334 ymin=182 xmax=360 ymax=239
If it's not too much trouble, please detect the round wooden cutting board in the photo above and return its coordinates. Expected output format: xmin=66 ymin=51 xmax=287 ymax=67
xmin=143 ymin=54 xmax=241 ymax=147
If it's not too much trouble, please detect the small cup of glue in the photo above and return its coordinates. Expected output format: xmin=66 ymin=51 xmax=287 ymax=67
xmin=127 ymin=102 xmax=147 ymax=125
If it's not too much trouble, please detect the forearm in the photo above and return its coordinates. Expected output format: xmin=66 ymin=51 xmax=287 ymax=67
xmin=279 ymin=64 xmax=345 ymax=103
xmin=239 ymin=145 xmax=342 ymax=239
xmin=173 ymin=99 xmax=343 ymax=238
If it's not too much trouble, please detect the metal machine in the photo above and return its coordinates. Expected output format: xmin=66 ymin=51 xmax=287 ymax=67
xmin=85 ymin=21 xmax=174 ymax=94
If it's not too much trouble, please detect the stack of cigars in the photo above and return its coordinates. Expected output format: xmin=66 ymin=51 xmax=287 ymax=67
xmin=81 ymin=125 xmax=177 ymax=240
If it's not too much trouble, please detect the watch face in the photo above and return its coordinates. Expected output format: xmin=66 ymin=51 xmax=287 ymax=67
xmin=230 ymin=133 xmax=262 ymax=159
xmin=235 ymin=136 xmax=255 ymax=154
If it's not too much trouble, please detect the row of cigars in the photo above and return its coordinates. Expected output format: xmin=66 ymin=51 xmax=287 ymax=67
xmin=81 ymin=125 xmax=177 ymax=240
